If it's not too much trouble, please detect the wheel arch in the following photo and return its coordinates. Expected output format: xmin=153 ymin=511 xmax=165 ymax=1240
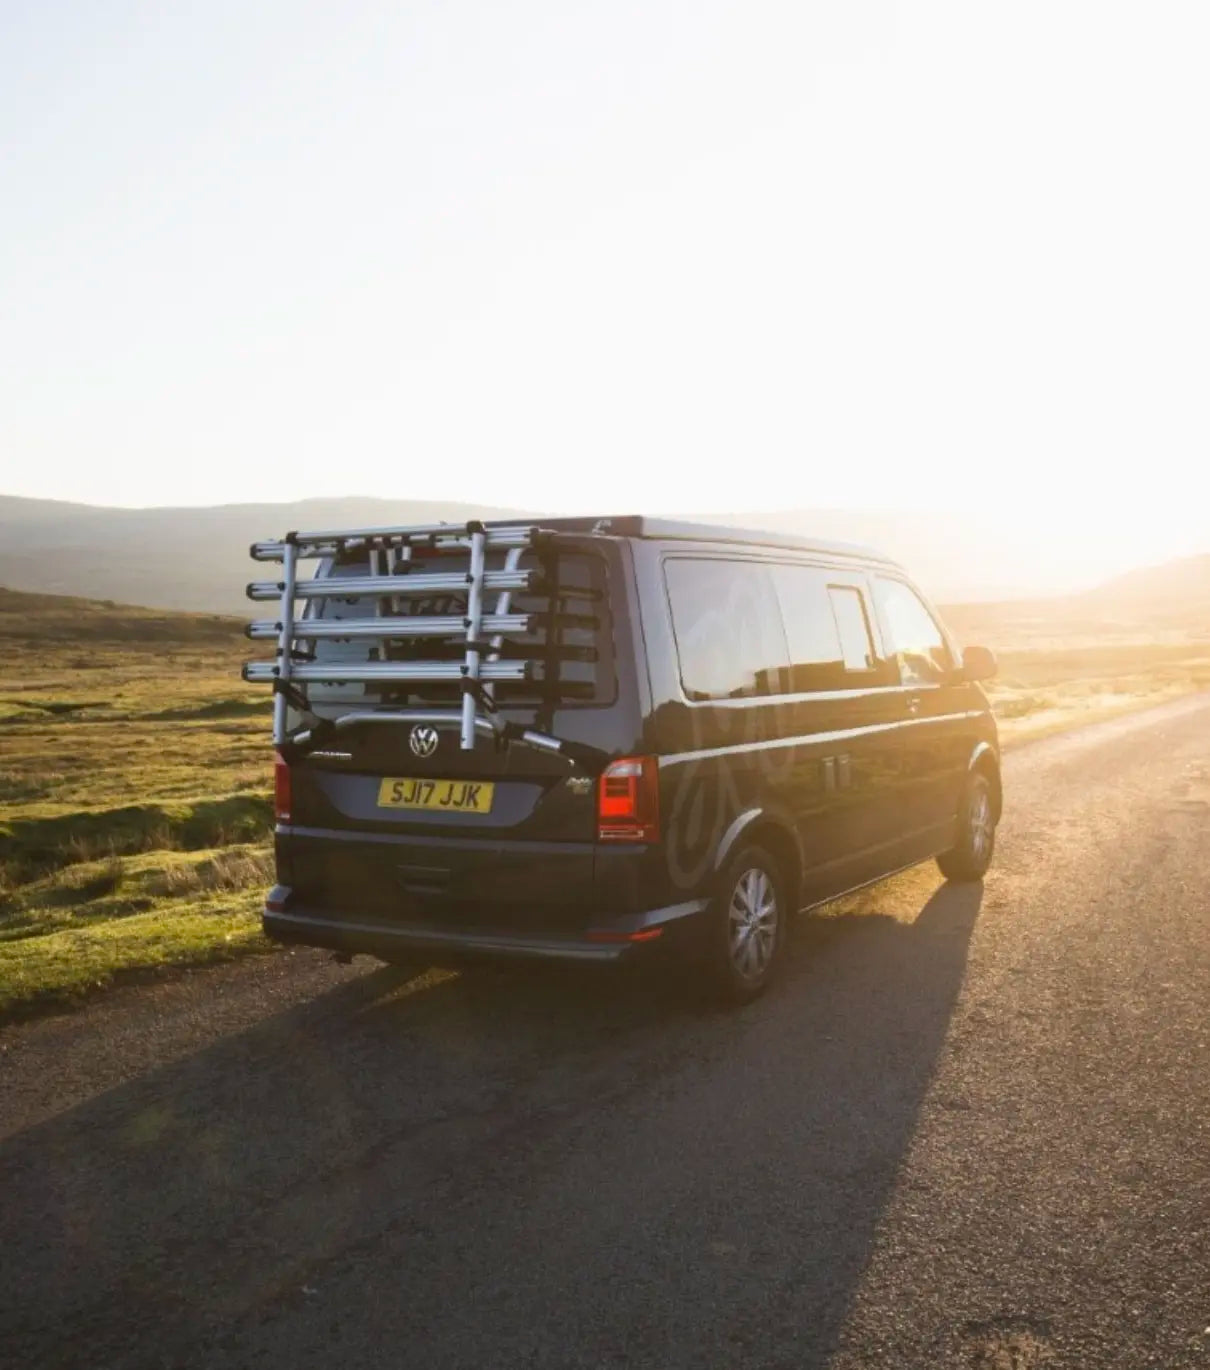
xmin=968 ymin=742 xmax=1003 ymax=821
xmin=713 ymin=809 xmax=804 ymax=911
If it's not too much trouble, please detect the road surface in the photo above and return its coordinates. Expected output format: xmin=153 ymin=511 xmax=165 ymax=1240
xmin=3 ymin=695 xmax=1209 ymax=1369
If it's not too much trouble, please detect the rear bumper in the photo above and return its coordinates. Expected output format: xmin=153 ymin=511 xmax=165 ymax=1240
xmin=262 ymin=889 xmax=709 ymax=966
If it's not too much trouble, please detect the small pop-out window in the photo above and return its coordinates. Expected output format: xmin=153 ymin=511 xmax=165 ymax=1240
xmin=828 ymin=586 xmax=876 ymax=673
xmin=771 ymin=564 xmax=884 ymax=692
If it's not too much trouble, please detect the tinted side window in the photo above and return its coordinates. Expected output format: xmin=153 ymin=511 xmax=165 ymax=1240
xmin=771 ymin=566 xmax=883 ymax=691
xmin=874 ymin=577 xmax=953 ymax=685
xmin=664 ymin=559 xmax=788 ymax=700
xmin=770 ymin=566 xmax=840 ymax=691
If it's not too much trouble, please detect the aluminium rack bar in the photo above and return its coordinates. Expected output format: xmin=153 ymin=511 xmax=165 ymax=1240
xmin=484 ymin=544 xmax=525 ymax=708
xmin=245 ymin=613 xmax=537 ymax=642
xmin=460 ymin=526 xmax=487 ymax=748
xmin=271 ymin=539 xmax=298 ymax=747
xmin=244 ymin=660 xmax=532 ymax=685
xmin=251 ymin=521 xmax=544 ymax=562
xmin=246 ymin=568 xmax=538 ymax=601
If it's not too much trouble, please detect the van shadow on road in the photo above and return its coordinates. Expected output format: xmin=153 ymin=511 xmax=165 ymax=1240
xmin=0 ymin=878 xmax=982 ymax=1370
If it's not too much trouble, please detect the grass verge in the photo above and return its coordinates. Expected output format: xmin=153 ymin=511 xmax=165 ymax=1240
xmin=0 ymin=898 xmax=269 ymax=1021
xmin=0 ymin=845 xmax=276 ymax=1019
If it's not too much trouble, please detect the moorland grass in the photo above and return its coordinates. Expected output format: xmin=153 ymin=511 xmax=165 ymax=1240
xmin=0 ymin=593 xmax=276 ymax=1015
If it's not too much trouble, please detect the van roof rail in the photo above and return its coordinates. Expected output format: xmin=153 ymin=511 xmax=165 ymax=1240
xmin=462 ymin=515 xmax=897 ymax=566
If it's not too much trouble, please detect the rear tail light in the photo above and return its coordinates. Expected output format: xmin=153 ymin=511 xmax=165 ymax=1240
xmin=274 ymin=752 xmax=292 ymax=823
xmin=597 ymin=756 xmax=660 ymax=842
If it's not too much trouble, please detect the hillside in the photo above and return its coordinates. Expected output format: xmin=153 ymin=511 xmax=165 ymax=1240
xmin=7 ymin=494 xmax=1200 ymax=613
xmin=941 ymin=555 xmax=1210 ymax=655
xmin=2 ymin=494 xmax=1209 ymax=619
xmin=1084 ymin=553 xmax=1210 ymax=610
xmin=0 ymin=587 xmax=244 ymax=646
xmin=0 ymin=583 xmax=272 ymax=1014
xmin=0 ymin=496 xmax=527 ymax=616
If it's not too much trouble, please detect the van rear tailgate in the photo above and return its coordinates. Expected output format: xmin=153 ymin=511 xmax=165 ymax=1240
xmin=285 ymin=729 xmax=601 ymax=932
xmin=272 ymin=532 xmax=646 ymax=937
xmin=290 ymin=717 xmax=598 ymax=837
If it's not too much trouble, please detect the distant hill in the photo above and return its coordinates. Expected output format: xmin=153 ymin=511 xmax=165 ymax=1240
xmin=0 ymin=496 xmax=525 ymax=616
xmin=0 ymin=586 xmax=244 ymax=646
xmin=1083 ymin=553 xmax=1210 ymax=611
xmin=0 ymin=494 xmax=1206 ymax=615
xmin=939 ymin=554 xmax=1210 ymax=654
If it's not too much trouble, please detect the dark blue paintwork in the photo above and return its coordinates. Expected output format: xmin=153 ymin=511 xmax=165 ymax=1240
xmin=263 ymin=526 xmax=1000 ymax=968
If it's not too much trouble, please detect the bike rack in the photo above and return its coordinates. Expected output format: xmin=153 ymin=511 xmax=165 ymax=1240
xmin=244 ymin=519 xmax=594 ymax=759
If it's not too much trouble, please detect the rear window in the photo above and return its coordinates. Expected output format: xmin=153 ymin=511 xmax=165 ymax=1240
xmin=305 ymin=545 xmax=615 ymax=710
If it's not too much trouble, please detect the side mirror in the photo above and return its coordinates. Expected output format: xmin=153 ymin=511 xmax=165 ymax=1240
xmin=960 ymin=644 xmax=997 ymax=682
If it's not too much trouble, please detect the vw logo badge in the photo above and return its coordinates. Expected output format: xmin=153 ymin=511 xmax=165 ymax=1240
xmin=409 ymin=725 xmax=439 ymax=759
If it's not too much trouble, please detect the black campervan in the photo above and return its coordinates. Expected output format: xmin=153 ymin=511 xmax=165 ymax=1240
xmin=245 ymin=516 xmax=1000 ymax=1002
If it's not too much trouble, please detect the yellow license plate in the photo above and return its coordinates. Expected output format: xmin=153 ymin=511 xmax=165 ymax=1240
xmin=377 ymin=777 xmax=495 ymax=814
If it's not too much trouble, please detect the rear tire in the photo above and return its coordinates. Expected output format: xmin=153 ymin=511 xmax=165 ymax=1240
xmin=697 ymin=845 xmax=788 ymax=1005
xmin=936 ymin=771 xmax=996 ymax=882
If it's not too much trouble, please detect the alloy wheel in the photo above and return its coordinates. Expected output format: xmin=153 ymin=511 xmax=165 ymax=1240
xmin=727 ymin=867 xmax=779 ymax=980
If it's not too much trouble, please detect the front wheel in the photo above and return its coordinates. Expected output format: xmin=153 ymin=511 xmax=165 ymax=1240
xmin=936 ymin=771 xmax=997 ymax=882
xmin=697 ymin=845 xmax=788 ymax=1005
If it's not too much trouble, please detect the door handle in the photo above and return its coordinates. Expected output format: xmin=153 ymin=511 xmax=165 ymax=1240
xmin=907 ymin=694 xmax=922 ymax=716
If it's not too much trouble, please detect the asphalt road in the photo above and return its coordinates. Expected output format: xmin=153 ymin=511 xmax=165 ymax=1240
xmin=3 ymin=695 xmax=1210 ymax=1369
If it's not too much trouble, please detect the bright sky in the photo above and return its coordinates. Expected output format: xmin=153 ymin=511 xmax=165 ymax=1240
xmin=1 ymin=1 xmax=1207 ymax=568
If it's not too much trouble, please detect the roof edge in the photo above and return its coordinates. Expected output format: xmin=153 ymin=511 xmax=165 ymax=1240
xmin=485 ymin=515 xmax=900 ymax=566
